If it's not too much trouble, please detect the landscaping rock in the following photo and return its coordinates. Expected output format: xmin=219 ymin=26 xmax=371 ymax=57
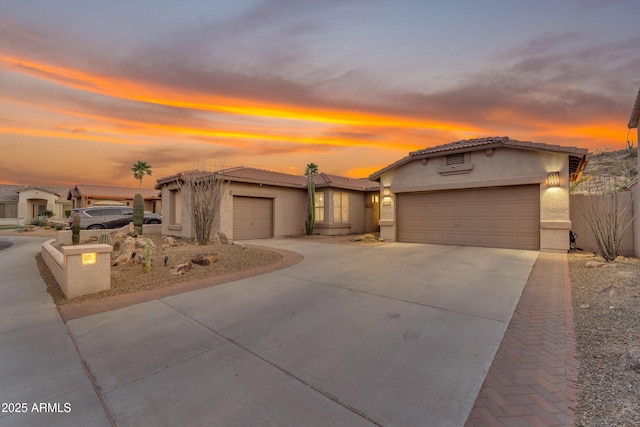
xmin=191 ymin=253 xmax=219 ymax=266
xmin=112 ymin=236 xmax=136 ymax=266
xmin=619 ymin=349 xmax=640 ymax=372
xmin=214 ymin=231 xmax=230 ymax=245
xmin=164 ymin=236 xmax=178 ymax=246
xmin=135 ymin=237 xmax=156 ymax=249
xmin=169 ymin=262 xmax=192 ymax=276
xmin=585 ymin=260 xmax=616 ymax=268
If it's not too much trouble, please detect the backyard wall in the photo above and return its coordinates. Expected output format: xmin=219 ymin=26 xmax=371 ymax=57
xmin=569 ymin=192 xmax=635 ymax=256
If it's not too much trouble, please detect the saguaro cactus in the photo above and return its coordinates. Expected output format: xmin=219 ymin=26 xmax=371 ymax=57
xmin=142 ymin=241 xmax=152 ymax=273
xmin=133 ymin=193 xmax=144 ymax=234
xmin=72 ymin=212 xmax=81 ymax=245
xmin=98 ymin=233 xmax=112 ymax=246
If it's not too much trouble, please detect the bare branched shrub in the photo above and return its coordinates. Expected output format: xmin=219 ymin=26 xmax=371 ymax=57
xmin=178 ymin=169 xmax=228 ymax=245
xmin=575 ymin=175 xmax=634 ymax=261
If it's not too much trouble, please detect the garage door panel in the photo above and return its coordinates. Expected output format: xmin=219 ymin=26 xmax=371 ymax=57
xmin=397 ymin=185 xmax=539 ymax=250
xmin=233 ymin=197 xmax=273 ymax=240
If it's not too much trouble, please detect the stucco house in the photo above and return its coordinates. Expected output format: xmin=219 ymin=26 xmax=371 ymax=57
xmin=155 ymin=166 xmax=379 ymax=240
xmin=155 ymin=137 xmax=589 ymax=252
xmin=0 ymin=185 xmax=70 ymax=226
xmin=370 ymin=137 xmax=589 ymax=252
xmin=68 ymin=184 xmax=162 ymax=213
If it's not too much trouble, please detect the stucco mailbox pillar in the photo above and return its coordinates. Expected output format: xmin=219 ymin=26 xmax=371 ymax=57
xmin=60 ymin=244 xmax=112 ymax=299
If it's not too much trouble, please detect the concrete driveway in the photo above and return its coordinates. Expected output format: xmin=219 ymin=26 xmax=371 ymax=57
xmin=63 ymin=239 xmax=538 ymax=427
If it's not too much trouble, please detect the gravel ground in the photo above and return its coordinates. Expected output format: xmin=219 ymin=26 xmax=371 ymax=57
xmin=38 ymin=235 xmax=282 ymax=305
xmin=569 ymin=253 xmax=640 ymax=426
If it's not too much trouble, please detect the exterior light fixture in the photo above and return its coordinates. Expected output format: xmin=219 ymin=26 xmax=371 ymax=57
xmin=82 ymin=253 xmax=97 ymax=265
xmin=383 ymin=186 xmax=391 ymax=197
xmin=547 ymin=172 xmax=560 ymax=187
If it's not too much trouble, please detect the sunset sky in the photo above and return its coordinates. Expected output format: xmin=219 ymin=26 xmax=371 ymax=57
xmin=1 ymin=0 xmax=639 ymax=187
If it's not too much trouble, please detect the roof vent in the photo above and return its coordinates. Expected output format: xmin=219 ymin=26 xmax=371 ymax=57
xmin=445 ymin=153 xmax=465 ymax=166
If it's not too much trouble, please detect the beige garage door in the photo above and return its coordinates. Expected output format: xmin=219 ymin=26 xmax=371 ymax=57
xmin=396 ymin=185 xmax=540 ymax=250
xmin=233 ymin=196 xmax=273 ymax=240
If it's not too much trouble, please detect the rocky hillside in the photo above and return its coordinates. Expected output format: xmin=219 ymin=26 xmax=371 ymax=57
xmin=572 ymin=147 xmax=638 ymax=193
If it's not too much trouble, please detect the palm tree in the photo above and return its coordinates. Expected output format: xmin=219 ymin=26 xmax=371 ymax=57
xmin=131 ymin=160 xmax=153 ymax=188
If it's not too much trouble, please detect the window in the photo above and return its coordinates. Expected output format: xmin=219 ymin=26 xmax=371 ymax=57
xmin=333 ymin=192 xmax=349 ymax=223
xmin=314 ymin=192 xmax=324 ymax=222
xmin=0 ymin=203 xmax=18 ymax=218
xmin=170 ymin=190 xmax=181 ymax=225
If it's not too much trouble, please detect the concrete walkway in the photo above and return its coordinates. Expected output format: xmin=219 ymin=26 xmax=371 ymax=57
xmin=0 ymin=237 xmax=577 ymax=426
xmin=0 ymin=236 xmax=111 ymax=427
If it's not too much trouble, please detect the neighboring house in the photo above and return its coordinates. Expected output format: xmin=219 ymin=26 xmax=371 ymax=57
xmin=68 ymin=184 xmax=161 ymax=213
xmin=0 ymin=185 xmax=71 ymax=226
xmin=155 ymin=166 xmax=379 ymax=241
xmin=628 ymin=86 xmax=640 ymax=257
xmin=369 ymin=137 xmax=589 ymax=252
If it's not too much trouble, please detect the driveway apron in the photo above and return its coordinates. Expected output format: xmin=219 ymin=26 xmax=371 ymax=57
xmin=65 ymin=239 xmax=538 ymax=427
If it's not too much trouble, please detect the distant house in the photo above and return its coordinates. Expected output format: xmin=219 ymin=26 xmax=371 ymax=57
xmin=155 ymin=166 xmax=379 ymax=240
xmin=68 ymin=184 xmax=161 ymax=213
xmin=0 ymin=185 xmax=71 ymax=226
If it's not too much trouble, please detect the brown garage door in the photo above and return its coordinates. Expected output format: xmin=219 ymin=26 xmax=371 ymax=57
xmin=396 ymin=185 xmax=539 ymax=250
xmin=233 ymin=196 xmax=273 ymax=240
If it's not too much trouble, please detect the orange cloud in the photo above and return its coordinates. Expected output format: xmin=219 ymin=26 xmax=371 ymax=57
xmin=1 ymin=55 xmax=479 ymax=134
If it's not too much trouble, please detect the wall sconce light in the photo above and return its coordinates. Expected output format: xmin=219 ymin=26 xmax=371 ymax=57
xmin=82 ymin=253 xmax=97 ymax=265
xmin=383 ymin=186 xmax=391 ymax=197
xmin=547 ymin=172 xmax=560 ymax=187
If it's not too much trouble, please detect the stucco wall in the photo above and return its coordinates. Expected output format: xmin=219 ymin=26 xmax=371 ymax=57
xmin=570 ymin=192 xmax=635 ymax=257
xmin=377 ymin=147 xmax=572 ymax=251
xmin=224 ymin=182 xmax=308 ymax=239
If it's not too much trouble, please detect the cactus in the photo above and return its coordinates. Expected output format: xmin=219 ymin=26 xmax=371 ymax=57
xmin=133 ymin=193 xmax=144 ymax=235
xmin=142 ymin=241 xmax=152 ymax=273
xmin=72 ymin=212 xmax=81 ymax=245
xmin=98 ymin=233 xmax=112 ymax=246
xmin=305 ymin=177 xmax=315 ymax=235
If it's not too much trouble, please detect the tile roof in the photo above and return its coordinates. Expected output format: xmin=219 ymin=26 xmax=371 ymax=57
xmin=155 ymin=166 xmax=379 ymax=191
xmin=217 ymin=167 xmax=307 ymax=187
xmin=312 ymin=173 xmax=380 ymax=191
xmin=71 ymin=184 xmax=160 ymax=199
xmin=0 ymin=184 xmax=70 ymax=202
xmin=0 ymin=185 xmax=21 ymax=202
xmin=370 ymin=136 xmax=590 ymax=180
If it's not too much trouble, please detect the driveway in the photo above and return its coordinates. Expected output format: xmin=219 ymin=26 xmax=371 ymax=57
xmin=64 ymin=239 xmax=538 ymax=427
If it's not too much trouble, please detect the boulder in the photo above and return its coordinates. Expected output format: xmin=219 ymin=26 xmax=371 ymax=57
xmin=214 ymin=232 xmax=230 ymax=245
xmin=169 ymin=262 xmax=192 ymax=276
xmin=112 ymin=236 xmax=136 ymax=266
xmin=191 ymin=253 xmax=219 ymax=266
xmin=164 ymin=236 xmax=178 ymax=246
xmin=135 ymin=237 xmax=156 ymax=249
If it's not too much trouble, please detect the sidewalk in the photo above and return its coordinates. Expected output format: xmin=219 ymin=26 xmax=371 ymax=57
xmin=0 ymin=237 xmax=111 ymax=427
xmin=464 ymin=252 xmax=578 ymax=426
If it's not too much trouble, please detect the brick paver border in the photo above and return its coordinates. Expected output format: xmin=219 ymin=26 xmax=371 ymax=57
xmin=465 ymin=252 xmax=579 ymax=427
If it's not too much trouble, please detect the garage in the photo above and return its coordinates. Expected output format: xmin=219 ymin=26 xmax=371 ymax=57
xmin=233 ymin=196 xmax=273 ymax=240
xmin=396 ymin=185 xmax=540 ymax=250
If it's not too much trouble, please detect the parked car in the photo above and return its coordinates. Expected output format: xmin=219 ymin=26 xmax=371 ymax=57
xmin=68 ymin=206 xmax=162 ymax=230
